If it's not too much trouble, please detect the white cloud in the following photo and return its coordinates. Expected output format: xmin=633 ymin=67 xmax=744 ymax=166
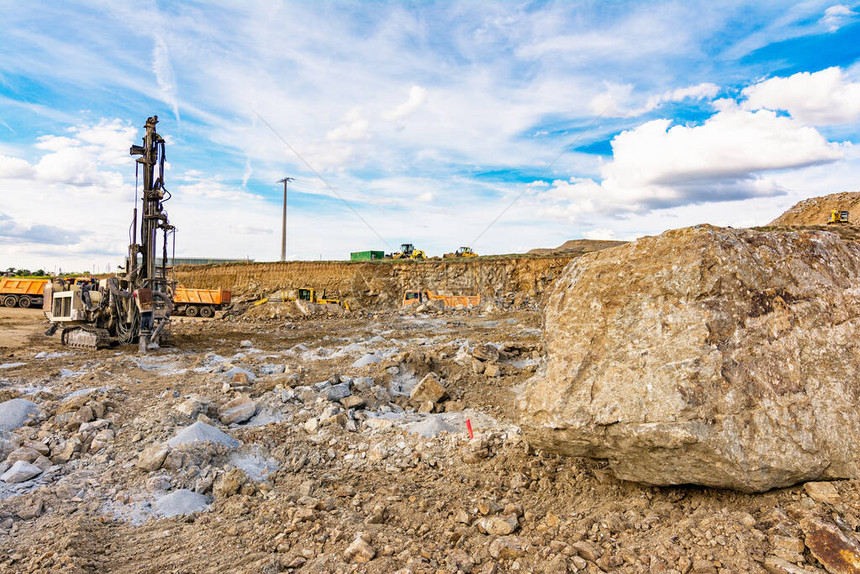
xmin=416 ymin=191 xmax=434 ymax=202
xmin=741 ymin=67 xmax=860 ymax=125
xmin=382 ymin=85 xmax=427 ymax=121
xmin=152 ymin=34 xmax=180 ymax=121
xmin=326 ymin=108 xmax=370 ymax=142
xmin=590 ymin=82 xmax=719 ymax=118
xmin=820 ymin=4 xmax=856 ymax=32
xmin=531 ymin=103 xmax=843 ymax=219
xmin=583 ymin=228 xmax=616 ymax=240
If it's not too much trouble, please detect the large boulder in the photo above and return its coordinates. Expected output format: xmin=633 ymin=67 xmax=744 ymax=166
xmin=519 ymin=225 xmax=860 ymax=492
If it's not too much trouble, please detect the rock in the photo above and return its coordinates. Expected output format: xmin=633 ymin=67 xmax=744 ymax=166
xmin=341 ymin=395 xmax=366 ymax=410
xmin=763 ymin=556 xmax=825 ymax=574
xmin=6 ymin=446 xmax=39 ymax=464
xmin=155 ymin=489 xmax=211 ymax=517
xmin=325 ymin=382 xmax=352 ymax=401
xmin=17 ymin=499 xmax=44 ymax=520
xmin=484 ymin=363 xmax=501 ymax=378
xmin=405 ymin=416 xmax=457 ymax=438
xmin=213 ymin=468 xmax=247 ymax=498
xmin=167 ymin=421 xmax=240 ymax=448
xmin=176 ymin=394 xmax=212 ymax=418
xmin=224 ymin=367 xmax=256 ymax=383
xmin=218 ymin=396 xmax=257 ymax=425
xmin=409 ymin=373 xmax=446 ymax=405
xmin=472 ymin=344 xmax=500 ymax=363
xmin=259 ymin=363 xmax=285 ymax=375
xmin=477 ymin=514 xmax=519 ymax=536
xmin=571 ymin=541 xmax=602 ymax=562
xmin=32 ymin=456 xmax=52 ymax=471
xmin=520 ymin=225 xmax=860 ymax=492
xmin=52 ymin=437 xmax=81 ymax=464
xmin=800 ymin=514 xmax=860 ymax=574
xmin=352 ymin=354 xmax=380 ymax=368
xmin=1 ymin=460 xmax=43 ymax=483
xmin=240 ymin=340 xmax=253 ymax=348
xmin=78 ymin=419 xmax=110 ymax=433
xmin=0 ymin=398 xmax=40 ymax=431
xmin=344 ymin=537 xmax=376 ymax=563
xmin=803 ymin=481 xmax=841 ymax=505
xmin=489 ymin=536 xmax=530 ymax=559
xmin=471 ymin=358 xmax=485 ymax=374
xmin=72 ymin=405 xmax=94 ymax=425
xmin=136 ymin=444 xmax=169 ymax=471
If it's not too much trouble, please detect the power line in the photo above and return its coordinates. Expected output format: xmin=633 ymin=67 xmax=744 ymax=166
xmin=470 ymin=110 xmax=608 ymax=247
xmin=251 ymin=109 xmax=393 ymax=251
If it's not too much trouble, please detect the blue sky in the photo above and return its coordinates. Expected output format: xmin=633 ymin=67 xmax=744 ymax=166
xmin=1 ymin=1 xmax=860 ymax=270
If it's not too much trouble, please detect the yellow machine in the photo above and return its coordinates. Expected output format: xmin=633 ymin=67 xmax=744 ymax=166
xmin=827 ymin=209 xmax=850 ymax=224
xmin=403 ymin=289 xmax=481 ymax=308
xmin=444 ymin=246 xmax=478 ymax=258
xmin=254 ymin=287 xmax=349 ymax=310
xmin=388 ymin=243 xmax=426 ymax=260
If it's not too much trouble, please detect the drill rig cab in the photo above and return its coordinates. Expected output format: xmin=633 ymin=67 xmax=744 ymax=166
xmin=44 ymin=116 xmax=176 ymax=353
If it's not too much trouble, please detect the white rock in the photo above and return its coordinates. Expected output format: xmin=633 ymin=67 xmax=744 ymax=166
xmin=167 ymin=421 xmax=240 ymax=448
xmin=1 ymin=460 xmax=43 ymax=483
xmin=0 ymin=399 xmax=40 ymax=431
xmin=155 ymin=489 xmax=211 ymax=517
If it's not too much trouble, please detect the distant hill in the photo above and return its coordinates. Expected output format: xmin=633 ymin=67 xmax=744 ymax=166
xmin=527 ymin=239 xmax=627 ymax=256
xmin=769 ymin=191 xmax=860 ymax=226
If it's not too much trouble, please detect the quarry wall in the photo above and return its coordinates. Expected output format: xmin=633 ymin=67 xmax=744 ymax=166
xmin=175 ymin=256 xmax=577 ymax=309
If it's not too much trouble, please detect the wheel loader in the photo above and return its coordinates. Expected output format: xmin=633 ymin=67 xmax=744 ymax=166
xmin=443 ymin=246 xmax=478 ymax=258
xmin=43 ymin=115 xmax=176 ymax=352
xmin=387 ymin=243 xmax=426 ymax=260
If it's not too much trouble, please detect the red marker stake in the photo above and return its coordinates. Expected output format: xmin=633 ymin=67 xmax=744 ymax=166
xmin=466 ymin=419 xmax=474 ymax=440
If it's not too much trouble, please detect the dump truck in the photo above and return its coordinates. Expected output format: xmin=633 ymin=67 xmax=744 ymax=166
xmin=387 ymin=243 xmax=426 ymax=260
xmin=403 ymin=290 xmax=481 ymax=308
xmin=0 ymin=278 xmax=49 ymax=308
xmin=44 ymin=115 xmax=175 ymax=352
xmin=174 ymin=286 xmax=231 ymax=318
xmin=827 ymin=209 xmax=850 ymax=224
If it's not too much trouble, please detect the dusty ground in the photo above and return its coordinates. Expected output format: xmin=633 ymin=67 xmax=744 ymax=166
xmin=0 ymin=306 xmax=857 ymax=573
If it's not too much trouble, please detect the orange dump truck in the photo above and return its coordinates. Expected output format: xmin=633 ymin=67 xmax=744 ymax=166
xmin=0 ymin=278 xmax=49 ymax=308
xmin=403 ymin=289 xmax=481 ymax=308
xmin=173 ymin=286 xmax=231 ymax=318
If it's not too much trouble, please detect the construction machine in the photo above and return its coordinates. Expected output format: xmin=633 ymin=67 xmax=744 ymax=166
xmin=253 ymin=287 xmax=350 ymax=311
xmin=443 ymin=246 xmax=478 ymax=258
xmin=387 ymin=243 xmax=426 ymax=260
xmin=174 ymin=285 xmax=231 ymax=318
xmin=44 ymin=115 xmax=176 ymax=352
xmin=827 ymin=209 xmax=850 ymax=224
xmin=403 ymin=289 xmax=481 ymax=308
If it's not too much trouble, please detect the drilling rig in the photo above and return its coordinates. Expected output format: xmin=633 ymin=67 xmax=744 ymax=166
xmin=44 ymin=115 xmax=176 ymax=353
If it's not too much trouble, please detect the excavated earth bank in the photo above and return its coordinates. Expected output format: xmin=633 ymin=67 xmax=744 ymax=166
xmin=175 ymin=256 xmax=576 ymax=310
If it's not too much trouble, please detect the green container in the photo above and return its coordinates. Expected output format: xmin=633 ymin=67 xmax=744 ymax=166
xmin=350 ymin=250 xmax=385 ymax=261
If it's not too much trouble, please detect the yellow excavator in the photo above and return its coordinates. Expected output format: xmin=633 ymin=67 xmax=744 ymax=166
xmin=388 ymin=243 xmax=426 ymax=260
xmin=827 ymin=209 xmax=850 ymax=224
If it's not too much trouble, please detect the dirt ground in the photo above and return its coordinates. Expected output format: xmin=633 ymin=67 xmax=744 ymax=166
xmin=0 ymin=306 xmax=857 ymax=573
xmin=0 ymin=307 xmax=47 ymax=349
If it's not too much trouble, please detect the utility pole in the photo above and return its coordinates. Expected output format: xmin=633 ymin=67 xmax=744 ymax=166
xmin=278 ymin=177 xmax=294 ymax=262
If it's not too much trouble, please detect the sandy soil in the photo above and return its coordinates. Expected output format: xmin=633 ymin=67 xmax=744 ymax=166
xmin=0 ymin=308 xmax=47 ymax=350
